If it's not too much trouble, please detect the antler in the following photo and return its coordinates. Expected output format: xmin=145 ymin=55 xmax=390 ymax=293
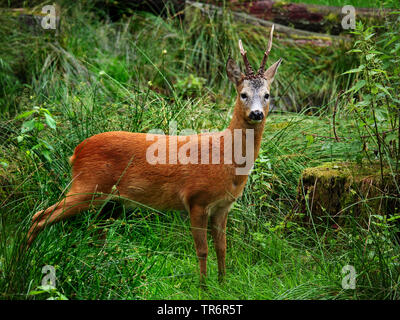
xmin=257 ymin=24 xmax=275 ymax=75
xmin=238 ymin=39 xmax=254 ymax=77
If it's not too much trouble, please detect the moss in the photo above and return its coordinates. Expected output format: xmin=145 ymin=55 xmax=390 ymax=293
xmin=302 ymin=161 xmax=393 ymax=182
xmin=290 ymin=34 xmax=333 ymax=42
xmin=3 ymin=8 xmax=47 ymax=17
xmin=308 ymin=7 xmax=320 ymax=14
xmin=325 ymin=13 xmax=339 ymax=22
xmin=268 ymin=121 xmax=290 ymax=131
xmin=272 ymin=1 xmax=289 ymax=9
xmin=302 ymin=162 xmax=351 ymax=180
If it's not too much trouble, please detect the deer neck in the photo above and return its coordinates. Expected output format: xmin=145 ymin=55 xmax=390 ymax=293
xmin=226 ymin=100 xmax=265 ymax=173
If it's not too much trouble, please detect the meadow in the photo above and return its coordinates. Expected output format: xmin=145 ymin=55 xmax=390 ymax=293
xmin=1 ymin=0 xmax=400 ymax=299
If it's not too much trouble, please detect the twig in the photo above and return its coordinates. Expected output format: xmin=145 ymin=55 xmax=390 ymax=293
xmin=371 ymin=99 xmax=385 ymax=181
xmin=332 ymin=90 xmax=344 ymax=142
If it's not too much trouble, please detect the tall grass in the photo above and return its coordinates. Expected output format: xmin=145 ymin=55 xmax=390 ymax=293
xmin=1 ymin=1 xmax=399 ymax=300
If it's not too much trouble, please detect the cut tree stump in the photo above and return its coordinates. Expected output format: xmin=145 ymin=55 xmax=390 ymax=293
xmin=296 ymin=162 xmax=400 ymax=228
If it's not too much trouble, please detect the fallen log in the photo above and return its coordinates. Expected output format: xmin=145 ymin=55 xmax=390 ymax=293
xmin=199 ymin=0 xmax=393 ymax=35
xmin=187 ymin=1 xmax=349 ymax=44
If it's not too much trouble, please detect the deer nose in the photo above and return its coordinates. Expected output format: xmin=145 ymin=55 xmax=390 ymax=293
xmin=249 ymin=110 xmax=264 ymax=121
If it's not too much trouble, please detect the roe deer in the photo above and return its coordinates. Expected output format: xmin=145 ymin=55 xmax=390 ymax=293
xmin=27 ymin=25 xmax=282 ymax=282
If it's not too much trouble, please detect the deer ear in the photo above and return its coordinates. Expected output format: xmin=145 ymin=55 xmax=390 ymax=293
xmin=264 ymin=58 xmax=282 ymax=84
xmin=226 ymin=58 xmax=244 ymax=86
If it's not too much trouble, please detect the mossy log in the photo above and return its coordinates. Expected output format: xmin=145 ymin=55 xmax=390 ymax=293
xmin=199 ymin=0 xmax=392 ymax=35
xmin=187 ymin=1 xmax=349 ymax=44
xmin=233 ymin=0 xmax=391 ymax=35
xmin=296 ymin=162 xmax=400 ymax=228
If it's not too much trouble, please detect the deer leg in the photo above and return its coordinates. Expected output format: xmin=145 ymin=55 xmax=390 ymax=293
xmin=27 ymin=193 xmax=107 ymax=247
xmin=89 ymin=201 xmax=123 ymax=247
xmin=189 ymin=205 xmax=208 ymax=283
xmin=210 ymin=208 xmax=228 ymax=282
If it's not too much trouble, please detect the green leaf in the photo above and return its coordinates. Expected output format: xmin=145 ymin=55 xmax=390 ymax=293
xmin=15 ymin=110 xmax=35 ymax=120
xmin=345 ymin=80 xmax=366 ymax=94
xmin=375 ymin=109 xmax=387 ymax=122
xmin=387 ymin=215 xmax=400 ymax=222
xmin=40 ymin=108 xmax=51 ymax=115
xmin=38 ymin=138 xmax=54 ymax=151
xmin=342 ymin=65 xmax=365 ymax=75
xmin=306 ymin=134 xmax=314 ymax=147
xmin=38 ymin=285 xmax=56 ymax=291
xmin=35 ymin=122 xmax=44 ymax=132
xmin=370 ymin=68 xmax=386 ymax=75
xmin=41 ymin=150 xmax=52 ymax=162
xmin=385 ymin=132 xmax=397 ymax=142
xmin=375 ymin=84 xmax=392 ymax=98
xmin=28 ymin=290 xmax=46 ymax=296
xmin=21 ymin=119 xmax=36 ymax=133
xmin=384 ymin=36 xmax=399 ymax=48
xmin=365 ymin=53 xmax=375 ymax=61
xmin=0 ymin=161 xmax=8 ymax=169
xmin=347 ymin=49 xmax=362 ymax=53
xmin=364 ymin=33 xmax=375 ymax=41
xmin=44 ymin=113 xmax=57 ymax=130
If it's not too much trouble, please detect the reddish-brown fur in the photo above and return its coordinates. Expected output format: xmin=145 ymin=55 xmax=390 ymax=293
xmin=27 ymin=34 xmax=281 ymax=282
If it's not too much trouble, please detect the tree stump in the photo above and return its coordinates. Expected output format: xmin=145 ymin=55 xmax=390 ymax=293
xmin=296 ymin=162 xmax=400 ymax=228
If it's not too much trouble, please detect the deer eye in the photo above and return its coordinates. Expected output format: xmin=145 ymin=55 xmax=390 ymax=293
xmin=240 ymin=93 xmax=248 ymax=100
xmin=264 ymin=93 xmax=270 ymax=100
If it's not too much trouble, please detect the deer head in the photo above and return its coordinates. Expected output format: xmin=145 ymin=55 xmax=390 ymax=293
xmin=226 ymin=25 xmax=282 ymax=124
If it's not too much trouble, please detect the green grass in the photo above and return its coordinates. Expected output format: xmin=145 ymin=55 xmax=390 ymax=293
xmin=1 ymin=1 xmax=400 ymax=300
